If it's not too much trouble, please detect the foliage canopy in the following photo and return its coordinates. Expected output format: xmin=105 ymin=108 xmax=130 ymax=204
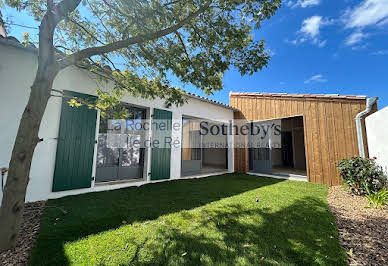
xmin=2 ymin=0 xmax=281 ymax=109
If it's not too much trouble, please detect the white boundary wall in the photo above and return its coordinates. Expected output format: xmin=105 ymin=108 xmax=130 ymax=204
xmin=366 ymin=106 xmax=388 ymax=175
xmin=0 ymin=42 xmax=234 ymax=203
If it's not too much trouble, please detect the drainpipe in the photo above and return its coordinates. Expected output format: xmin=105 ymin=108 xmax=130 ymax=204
xmin=355 ymin=97 xmax=378 ymax=158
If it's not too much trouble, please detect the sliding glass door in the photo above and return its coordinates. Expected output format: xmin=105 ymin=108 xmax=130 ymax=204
xmin=96 ymin=106 xmax=145 ymax=183
xmin=248 ymin=120 xmax=280 ymax=174
xmin=181 ymin=118 xmax=202 ymax=176
xmin=181 ymin=117 xmax=227 ymax=176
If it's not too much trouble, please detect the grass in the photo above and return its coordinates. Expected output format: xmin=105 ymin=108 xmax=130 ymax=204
xmin=29 ymin=174 xmax=347 ymax=265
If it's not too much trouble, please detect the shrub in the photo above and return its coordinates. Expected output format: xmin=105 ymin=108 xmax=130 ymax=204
xmin=366 ymin=187 xmax=388 ymax=209
xmin=337 ymin=157 xmax=387 ymax=195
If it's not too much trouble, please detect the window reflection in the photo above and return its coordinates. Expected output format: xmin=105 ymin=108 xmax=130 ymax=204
xmin=96 ymin=105 xmax=146 ymax=182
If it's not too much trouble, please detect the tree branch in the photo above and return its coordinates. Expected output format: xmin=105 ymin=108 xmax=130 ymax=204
xmin=58 ymin=1 xmax=211 ymax=69
xmin=36 ymin=0 xmax=82 ymax=79
xmin=69 ymin=18 xmax=105 ymax=45
xmin=86 ymin=0 xmax=118 ymax=41
xmin=163 ymin=0 xmax=183 ymax=7
xmin=101 ymin=0 xmax=136 ymax=23
xmin=4 ymin=22 xmax=38 ymax=30
xmin=175 ymin=31 xmax=191 ymax=63
xmin=51 ymin=0 xmax=82 ymax=25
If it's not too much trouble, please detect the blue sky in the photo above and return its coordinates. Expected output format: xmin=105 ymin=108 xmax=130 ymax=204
xmin=3 ymin=0 xmax=388 ymax=108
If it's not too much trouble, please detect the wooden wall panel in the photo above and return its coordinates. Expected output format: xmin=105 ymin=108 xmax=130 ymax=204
xmin=318 ymin=102 xmax=329 ymax=185
xmin=303 ymin=101 xmax=312 ymax=182
xmin=325 ymin=102 xmax=337 ymax=185
xmin=310 ymin=102 xmax=321 ymax=183
xmin=231 ymin=95 xmax=370 ymax=185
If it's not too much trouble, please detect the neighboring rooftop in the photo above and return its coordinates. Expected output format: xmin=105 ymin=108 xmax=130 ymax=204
xmin=230 ymin=92 xmax=368 ymax=101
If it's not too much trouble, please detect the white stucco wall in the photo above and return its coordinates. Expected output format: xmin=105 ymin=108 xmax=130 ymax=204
xmin=0 ymin=42 xmax=234 ymax=203
xmin=366 ymin=106 xmax=388 ymax=175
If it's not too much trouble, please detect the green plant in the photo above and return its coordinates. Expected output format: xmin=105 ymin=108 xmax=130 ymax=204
xmin=337 ymin=157 xmax=387 ymax=195
xmin=366 ymin=187 xmax=388 ymax=209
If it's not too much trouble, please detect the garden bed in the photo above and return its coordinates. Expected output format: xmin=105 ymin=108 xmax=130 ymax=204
xmin=0 ymin=201 xmax=45 ymax=266
xmin=328 ymin=186 xmax=388 ymax=265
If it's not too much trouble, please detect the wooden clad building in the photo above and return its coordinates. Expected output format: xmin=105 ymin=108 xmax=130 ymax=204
xmin=230 ymin=92 xmax=378 ymax=185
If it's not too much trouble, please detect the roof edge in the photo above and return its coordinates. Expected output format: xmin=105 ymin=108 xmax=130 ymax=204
xmin=230 ymin=92 xmax=369 ymax=101
xmin=185 ymin=92 xmax=238 ymax=111
xmin=0 ymin=37 xmax=236 ymax=111
xmin=0 ymin=36 xmax=38 ymax=53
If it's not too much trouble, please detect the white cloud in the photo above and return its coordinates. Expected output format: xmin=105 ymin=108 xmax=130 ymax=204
xmin=371 ymin=50 xmax=388 ymax=55
xmin=301 ymin=16 xmax=323 ymax=38
xmin=351 ymin=44 xmax=368 ymax=50
xmin=288 ymin=0 xmax=321 ymax=8
xmin=343 ymin=0 xmax=388 ymax=29
xmin=304 ymin=74 xmax=327 ymax=84
xmin=290 ymin=16 xmax=330 ymax=46
xmin=342 ymin=0 xmax=388 ymax=47
xmin=318 ymin=39 xmax=327 ymax=47
xmin=345 ymin=31 xmax=368 ymax=46
xmin=377 ymin=17 xmax=388 ymax=26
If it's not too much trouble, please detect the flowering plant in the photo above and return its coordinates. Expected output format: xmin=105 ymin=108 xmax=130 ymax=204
xmin=337 ymin=157 xmax=387 ymax=195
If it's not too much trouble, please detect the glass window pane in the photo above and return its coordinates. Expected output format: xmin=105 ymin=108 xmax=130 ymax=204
xmin=254 ymin=148 xmax=270 ymax=161
xmin=97 ymin=134 xmax=120 ymax=167
xmin=182 ymin=118 xmax=201 ymax=161
xmin=97 ymin=105 xmax=146 ymax=168
xmin=121 ymin=147 xmax=140 ymax=167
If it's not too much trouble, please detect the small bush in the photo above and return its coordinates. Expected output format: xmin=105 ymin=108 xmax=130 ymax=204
xmin=366 ymin=187 xmax=388 ymax=209
xmin=337 ymin=157 xmax=387 ymax=195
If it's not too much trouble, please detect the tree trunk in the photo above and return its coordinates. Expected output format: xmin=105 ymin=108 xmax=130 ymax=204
xmin=0 ymin=0 xmax=83 ymax=253
xmin=0 ymin=77 xmax=53 ymax=252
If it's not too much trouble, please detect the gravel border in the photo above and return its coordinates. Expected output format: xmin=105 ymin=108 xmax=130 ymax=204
xmin=0 ymin=201 xmax=45 ymax=266
xmin=327 ymin=186 xmax=388 ymax=265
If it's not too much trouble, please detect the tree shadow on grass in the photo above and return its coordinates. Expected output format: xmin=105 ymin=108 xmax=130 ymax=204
xmin=29 ymin=173 xmax=283 ymax=265
xmin=138 ymin=197 xmax=347 ymax=265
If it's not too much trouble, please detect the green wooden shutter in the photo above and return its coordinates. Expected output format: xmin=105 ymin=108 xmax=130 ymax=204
xmin=52 ymin=91 xmax=97 ymax=192
xmin=151 ymin=109 xmax=172 ymax=180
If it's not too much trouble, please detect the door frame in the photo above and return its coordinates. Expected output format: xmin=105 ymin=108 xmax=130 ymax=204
xmin=248 ymin=120 xmax=275 ymax=174
xmin=180 ymin=115 xmax=229 ymax=177
xmin=92 ymin=104 xmax=148 ymax=185
xmin=181 ymin=116 xmax=202 ymax=176
xmin=249 ymin=115 xmax=309 ymax=181
xmin=91 ymin=109 xmax=101 ymax=187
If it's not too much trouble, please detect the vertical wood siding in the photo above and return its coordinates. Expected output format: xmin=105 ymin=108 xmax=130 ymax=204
xmin=230 ymin=95 xmax=374 ymax=185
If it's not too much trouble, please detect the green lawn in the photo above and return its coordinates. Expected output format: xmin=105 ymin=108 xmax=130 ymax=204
xmin=29 ymin=174 xmax=347 ymax=265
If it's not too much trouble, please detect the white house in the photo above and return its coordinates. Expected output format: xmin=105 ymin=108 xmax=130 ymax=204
xmin=0 ymin=37 xmax=235 ymax=204
xmin=2 ymin=34 xmax=384 ymax=206
xmin=366 ymin=105 xmax=388 ymax=175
